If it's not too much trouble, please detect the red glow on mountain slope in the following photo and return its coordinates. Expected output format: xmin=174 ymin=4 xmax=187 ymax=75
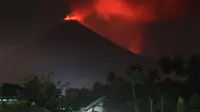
xmin=64 ymin=0 xmax=192 ymax=55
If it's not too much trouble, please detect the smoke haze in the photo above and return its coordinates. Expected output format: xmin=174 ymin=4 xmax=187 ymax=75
xmin=65 ymin=0 xmax=199 ymax=56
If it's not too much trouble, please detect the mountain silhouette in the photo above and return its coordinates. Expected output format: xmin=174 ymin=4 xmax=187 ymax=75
xmin=0 ymin=20 xmax=156 ymax=87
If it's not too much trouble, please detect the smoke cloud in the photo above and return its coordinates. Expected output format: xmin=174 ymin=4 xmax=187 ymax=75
xmin=65 ymin=0 xmax=196 ymax=55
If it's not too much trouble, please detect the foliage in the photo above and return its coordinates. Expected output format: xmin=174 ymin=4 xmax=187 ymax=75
xmin=20 ymin=75 xmax=65 ymax=111
xmin=2 ymin=55 xmax=200 ymax=112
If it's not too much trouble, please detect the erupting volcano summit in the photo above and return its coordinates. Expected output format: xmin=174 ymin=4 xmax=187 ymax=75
xmin=64 ymin=0 xmax=196 ymax=55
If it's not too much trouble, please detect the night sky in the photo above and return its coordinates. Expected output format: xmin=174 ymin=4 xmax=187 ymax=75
xmin=0 ymin=0 xmax=200 ymax=87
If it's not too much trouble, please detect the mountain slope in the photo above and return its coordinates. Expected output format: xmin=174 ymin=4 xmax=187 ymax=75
xmin=0 ymin=21 xmax=156 ymax=87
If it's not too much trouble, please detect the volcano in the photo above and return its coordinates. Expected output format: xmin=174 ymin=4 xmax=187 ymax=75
xmin=0 ymin=20 xmax=155 ymax=87
xmin=37 ymin=20 xmax=156 ymax=86
xmin=38 ymin=20 xmax=142 ymax=59
xmin=37 ymin=20 xmax=157 ymax=86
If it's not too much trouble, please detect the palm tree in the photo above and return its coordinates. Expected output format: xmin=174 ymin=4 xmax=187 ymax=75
xmin=158 ymin=56 xmax=173 ymax=74
xmin=159 ymin=56 xmax=186 ymax=81
xmin=172 ymin=56 xmax=184 ymax=73
xmin=186 ymin=54 xmax=200 ymax=80
xmin=125 ymin=64 xmax=147 ymax=112
xmin=146 ymin=69 xmax=159 ymax=84
xmin=171 ymin=56 xmax=185 ymax=81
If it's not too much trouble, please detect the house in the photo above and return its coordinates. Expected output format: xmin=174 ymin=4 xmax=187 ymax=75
xmin=77 ymin=96 xmax=106 ymax=112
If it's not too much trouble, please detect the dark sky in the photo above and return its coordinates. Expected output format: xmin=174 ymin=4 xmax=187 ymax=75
xmin=143 ymin=17 xmax=200 ymax=57
xmin=0 ymin=0 xmax=199 ymax=87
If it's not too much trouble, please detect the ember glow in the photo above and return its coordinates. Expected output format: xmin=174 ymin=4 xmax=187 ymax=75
xmin=64 ymin=0 xmax=192 ymax=55
xmin=64 ymin=15 xmax=83 ymax=23
xmin=64 ymin=15 xmax=78 ymax=21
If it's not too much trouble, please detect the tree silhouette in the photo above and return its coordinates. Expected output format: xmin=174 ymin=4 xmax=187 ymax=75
xmin=21 ymin=75 xmax=63 ymax=111
xmin=172 ymin=56 xmax=185 ymax=75
xmin=186 ymin=54 xmax=200 ymax=80
xmin=107 ymin=71 xmax=116 ymax=84
xmin=125 ymin=64 xmax=147 ymax=112
xmin=158 ymin=56 xmax=173 ymax=74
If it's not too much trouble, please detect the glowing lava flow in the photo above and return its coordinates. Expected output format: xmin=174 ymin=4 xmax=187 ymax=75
xmin=64 ymin=0 xmax=193 ymax=55
xmin=64 ymin=15 xmax=84 ymax=24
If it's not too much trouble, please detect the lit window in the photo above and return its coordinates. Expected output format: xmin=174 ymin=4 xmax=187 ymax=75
xmin=8 ymin=99 xmax=13 ymax=102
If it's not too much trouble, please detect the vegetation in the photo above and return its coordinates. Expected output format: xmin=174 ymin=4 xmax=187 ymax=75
xmin=1 ymin=54 xmax=200 ymax=112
